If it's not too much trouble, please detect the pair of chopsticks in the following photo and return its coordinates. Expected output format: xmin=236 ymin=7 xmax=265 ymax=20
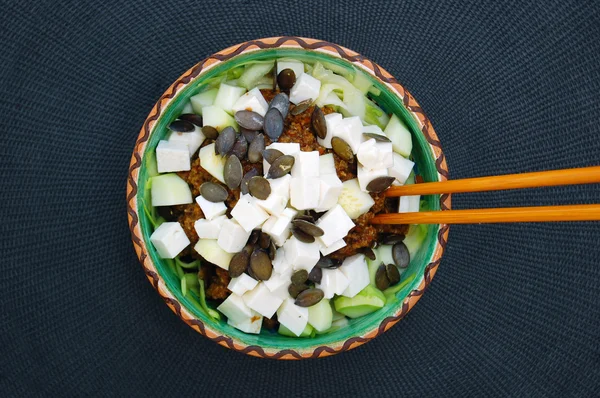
xmin=370 ymin=166 xmax=600 ymax=225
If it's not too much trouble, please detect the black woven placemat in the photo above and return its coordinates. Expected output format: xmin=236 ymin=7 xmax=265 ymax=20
xmin=1 ymin=1 xmax=599 ymax=396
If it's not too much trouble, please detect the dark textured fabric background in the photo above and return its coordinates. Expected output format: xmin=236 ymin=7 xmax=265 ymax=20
xmin=1 ymin=0 xmax=599 ymax=396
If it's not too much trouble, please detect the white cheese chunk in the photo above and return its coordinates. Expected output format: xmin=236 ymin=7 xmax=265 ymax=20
xmin=357 ymin=164 xmax=389 ymax=191
xmin=389 ymin=153 xmax=415 ymax=186
xmin=289 ymin=73 xmax=321 ymax=105
xmin=214 ymin=83 xmax=246 ymax=114
xmin=332 ymin=116 xmax=363 ymax=154
xmin=242 ymin=282 xmax=284 ymax=318
xmin=284 ymin=236 xmax=321 ymax=272
xmin=254 ymin=193 xmax=287 ymax=216
xmin=290 ymin=176 xmax=320 ymax=210
xmin=193 ymin=214 xmax=227 ymax=239
xmin=277 ymin=298 xmax=309 ymax=336
xmin=195 ymin=195 xmax=227 ymax=220
xmin=227 ymin=312 xmax=262 ymax=334
xmin=315 ymin=173 xmax=343 ymax=212
xmin=263 ymin=269 xmax=292 ymax=294
xmin=317 ymin=268 xmax=349 ymax=299
xmin=268 ymin=174 xmax=291 ymax=200
xmin=277 ymin=60 xmax=305 ymax=79
xmin=168 ymin=126 xmax=205 ymax=157
xmin=272 ymin=247 xmax=293 ymax=275
xmin=319 ymin=238 xmax=347 ymax=256
xmin=227 ymin=273 xmax=259 ymax=296
xmin=217 ymin=294 xmax=253 ymax=324
xmin=231 ymin=194 xmax=270 ymax=232
xmin=217 ymin=218 xmax=251 ymax=253
xmin=340 ymin=254 xmax=370 ymax=298
xmin=291 ymin=151 xmax=320 ymax=177
xmin=149 ymin=222 xmax=190 ymax=259
xmin=318 ymin=153 xmax=336 ymax=175
xmin=261 ymin=215 xmax=292 ymax=247
xmin=263 ymin=143 xmax=301 ymax=176
xmin=156 ymin=140 xmax=191 ymax=173
xmin=399 ymin=195 xmax=421 ymax=213
xmin=315 ymin=204 xmax=355 ymax=247
xmin=317 ymin=113 xmax=343 ymax=148
xmin=231 ymin=87 xmax=269 ymax=116
xmin=357 ymin=138 xmax=393 ymax=170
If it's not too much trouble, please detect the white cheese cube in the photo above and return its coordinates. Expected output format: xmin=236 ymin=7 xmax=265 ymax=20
xmin=319 ymin=153 xmax=336 ymax=175
xmin=362 ymin=124 xmax=385 ymax=136
xmin=272 ymin=247 xmax=293 ymax=274
xmin=254 ymin=193 xmax=287 ymax=216
xmin=399 ymin=195 xmax=421 ymax=213
xmin=357 ymin=139 xmax=393 ymax=170
xmin=340 ymin=254 xmax=370 ymax=298
xmin=231 ymin=87 xmax=269 ymax=116
xmin=263 ymin=143 xmax=301 ymax=176
xmin=319 ymin=238 xmax=347 ymax=256
xmin=217 ymin=294 xmax=253 ymax=324
xmin=156 ymin=140 xmax=191 ymax=173
xmin=268 ymin=174 xmax=291 ymax=200
xmin=261 ymin=214 xmax=293 ymax=247
xmin=315 ymin=204 xmax=355 ymax=247
xmin=291 ymin=151 xmax=320 ymax=177
xmin=149 ymin=222 xmax=190 ymax=259
xmin=193 ymin=214 xmax=227 ymax=239
xmin=281 ymin=207 xmax=299 ymax=219
xmin=168 ymin=126 xmax=205 ymax=157
xmin=231 ymin=194 xmax=270 ymax=232
xmin=317 ymin=268 xmax=349 ymax=299
xmin=317 ymin=113 xmax=343 ymax=148
xmin=315 ymin=173 xmax=343 ymax=212
xmin=195 ymin=195 xmax=227 ymax=220
xmin=227 ymin=312 xmax=262 ymax=334
xmin=389 ymin=153 xmax=415 ymax=186
xmin=289 ymin=73 xmax=321 ymax=105
xmin=290 ymin=177 xmax=320 ymax=210
xmin=277 ymin=298 xmax=309 ymax=336
xmin=227 ymin=273 xmax=259 ymax=296
xmin=217 ymin=218 xmax=251 ymax=253
xmin=357 ymin=164 xmax=389 ymax=191
xmin=263 ymin=269 xmax=292 ymax=294
xmin=284 ymin=236 xmax=321 ymax=272
xmin=242 ymin=282 xmax=284 ymax=318
xmin=277 ymin=60 xmax=304 ymax=79
xmin=190 ymin=88 xmax=218 ymax=115
xmin=214 ymin=83 xmax=246 ymax=114
xmin=201 ymin=105 xmax=237 ymax=131
xmin=332 ymin=116 xmax=363 ymax=154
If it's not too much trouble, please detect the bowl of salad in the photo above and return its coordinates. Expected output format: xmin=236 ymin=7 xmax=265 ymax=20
xmin=127 ymin=37 xmax=450 ymax=359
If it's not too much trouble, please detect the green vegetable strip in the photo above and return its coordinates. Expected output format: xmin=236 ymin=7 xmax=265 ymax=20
xmin=384 ymin=273 xmax=417 ymax=304
xmin=175 ymin=257 xmax=201 ymax=270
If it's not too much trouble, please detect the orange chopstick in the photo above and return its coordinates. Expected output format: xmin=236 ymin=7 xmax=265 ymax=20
xmin=370 ymin=204 xmax=600 ymax=225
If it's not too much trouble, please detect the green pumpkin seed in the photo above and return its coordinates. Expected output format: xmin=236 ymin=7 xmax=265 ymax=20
xmin=366 ymin=176 xmax=396 ymax=193
xmin=290 ymin=99 xmax=312 ymax=115
xmin=266 ymin=155 xmax=295 ymax=179
xmin=291 ymin=226 xmax=315 ymax=243
xmin=315 ymin=256 xmax=333 ymax=269
xmin=292 ymin=219 xmax=324 ymax=237
xmin=380 ymin=233 xmax=405 ymax=245
xmin=201 ymin=125 xmax=219 ymax=140
xmin=228 ymin=251 xmax=249 ymax=278
xmin=200 ymin=182 xmax=228 ymax=203
xmin=169 ymin=119 xmax=194 ymax=132
xmin=392 ymin=242 xmax=410 ymax=268
xmin=363 ymin=132 xmax=391 ymax=142
xmin=240 ymin=168 xmax=259 ymax=195
xmin=258 ymin=232 xmax=271 ymax=249
xmin=248 ymin=176 xmax=271 ymax=200
xmin=231 ymin=134 xmax=248 ymax=159
xmin=357 ymin=247 xmax=376 ymax=261
xmin=331 ymin=137 xmax=354 ymax=161
xmin=250 ymin=250 xmax=272 ymax=281
xmin=308 ymin=267 xmax=322 ymax=284
xmin=234 ymin=110 xmax=264 ymax=131
xmin=311 ymin=106 xmax=327 ymax=139
xmin=386 ymin=263 xmax=401 ymax=285
xmin=215 ymin=126 xmax=236 ymax=156
xmin=224 ymin=154 xmax=243 ymax=190
xmin=375 ymin=264 xmax=390 ymax=290
xmin=178 ymin=114 xmax=203 ymax=127
xmin=277 ymin=68 xmax=296 ymax=91
xmin=241 ymin=127 xmax=258 ymax=143
xmin=247 ymin=134 xmax=265 ymax=163
xmin=264 ymin=108 xmax=284 ymax=141
xmin=248 ymin=229 xmax=260 ymax=245
xmin=291 ymin=270 xmax=309 ymax=285
xmin=269 ymin=93 xmax=289 ymax=119
xmin=262 ymin=148 xmax=284 ymax=164
xmin=295 ymin=288 xmax=325 ymax=307
xmin=288 ymin=283 xmax=309 ymax=299
xmin=268 ymin=240 xmax=276 ymax=260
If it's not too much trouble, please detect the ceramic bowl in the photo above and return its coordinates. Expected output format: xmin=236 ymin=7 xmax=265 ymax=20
xmin=127 ymin=37 xmax=450 ymax=359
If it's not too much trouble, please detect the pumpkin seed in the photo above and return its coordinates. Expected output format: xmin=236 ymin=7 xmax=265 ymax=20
xmin=363 ymin=132 xmax=391 ymax=143
xmin=234 ymin=110 xmax=264 ymax=131
xmin=231 ymin=134 xmax=248 ymax=159
xmin=269 ymin=93 xmax=289 ymax=119
xmin=366 ymin=176 xmax=396 ymax=193
xmin=331 ymin=137 xmax=354 ymax=161
xmin=292 ymin=219 xmax=324 ymax=237
xmin=375 ymin=264 xmax=390 ymax=290
xmin=248 ymin=229 xmax=260 ymax=245
xmin=311 ymin=106 xmax=327 ymax=139
xmin=247 ymin=134 xmax=265 ymax=163
xmin=156 ymin=206 xmax=180 ymax=222
xmin=295 ymin=288 xmax=325 ymax=307
xmin=178 ymin=113 xmax=203 ymax=127
xmin=169 ymin=119 xmax=194 ymax=132
xmin=288 ymin=283 xmax=309 ymax=299
xmin=242 ymin=243 xmax=254 ymax=256
xmin=291 ymin=226 xmax=315 ymax=243
xmin=215 ymin=126 xmax=236 ymax=156
xmin=357 ymin=247 xmax=377 ymax=261
xmin=200 ymin=182 xmax=228 ymax=203
xmin=263 ymin=108 xmax=284 ymax=141
xmin=386 ymin=263 xmax=401 ymax=285
xmin=277 ymin=68 xmax=296 ymax=91
xmin=290 ymin=99 xmax=311 ymax=115
xmin=248 ymin=176 xmax=271 ymax=200
xmin=307 ymin=209 xmax=324 ymax=221
xmin=262 ymin=148 xmax=284 ymax=164
xmin=223 ymin=155 xmax=243 ymax=190
xmin=291 ymin=270 xmax=309 ymax=285
xmin=268 ymin=240 xmax=276 ymax=260
xmin=308 ymin=267 xmax=322 ymax=284
xmin=228 ymin=251 xmax=249 ymax=278
xmin=250 ymin=250 xmax=272 ymax=281
xmin=266 ymin=155 xmax=295 ymax=178
xmin=295 ymin=214 xmax=314 ymax=223
xmin=241 ymin=127 xmax=259 ymax=143
xmin=258 ymin=232 xmax=271 ymax=249
xmin=240 ymin=168 xmax=259 ymax=195
xmin=315 ymin=256 xmax=333 ymax=269
xmin=392 ymin=242 xmax=410 ymax=268
xmin=201 ymin=125 xmax=219 ymax=140
xmin=380 ymin=234 xmax=405 ymax=245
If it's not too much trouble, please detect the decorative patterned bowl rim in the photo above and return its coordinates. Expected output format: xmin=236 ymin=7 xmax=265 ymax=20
xmin=126 ymin=36 xmax=450 ymax=359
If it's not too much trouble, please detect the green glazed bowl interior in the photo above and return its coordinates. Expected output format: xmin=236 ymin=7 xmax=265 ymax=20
xmin=132 ymin=40 xmax=448 ymax=358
